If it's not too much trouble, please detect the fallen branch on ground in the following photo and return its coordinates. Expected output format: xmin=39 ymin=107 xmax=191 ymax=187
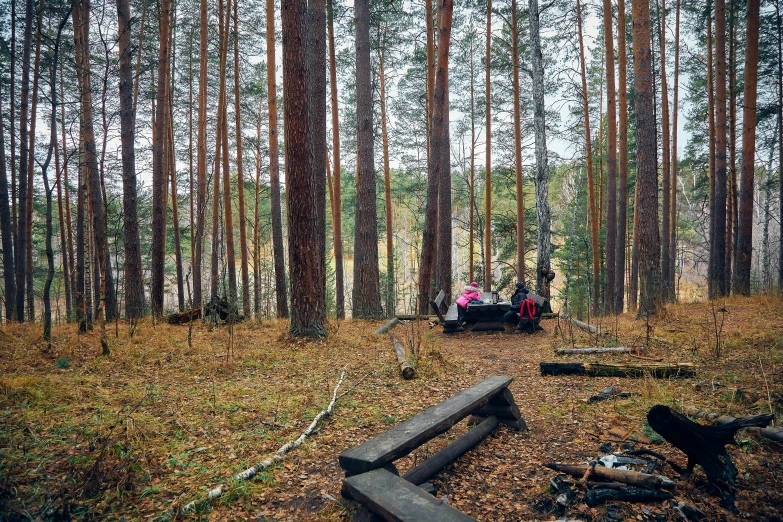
xmin=544 ymin=463 xmax=676 ymax=489
xmin=540 ymin=361 xmax=695 ymax=378
xmin=390 ymin=334 xmax=415 ymax=379
xmin=181 ymin=368 xmax=366 ymax=514
xmin=556 ymin=347 xmax=634 ymax=355
xmin=374 ymin=317 xmax=401 ymax=335
xmin=563 ymin=315 xmax=606 ymax=335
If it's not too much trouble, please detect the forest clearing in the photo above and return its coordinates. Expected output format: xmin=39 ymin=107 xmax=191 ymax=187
xmin=1 ymin=295 xmax=782 ymax=520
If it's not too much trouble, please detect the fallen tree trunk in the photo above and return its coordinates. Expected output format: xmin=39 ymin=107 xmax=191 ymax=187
xmin=585 ymin=486 xmax=673 ymax=506
xmin=395 ymin=314 xmax=437 ymax=321
xmin=556 ymin=347 xmax=634 ymax=355
xmin=166 ymin=307 xmax=202 ymax=324
xmin=181 ymin=369 xmax=370 ymax=514
xmin=540 ymin=362 xmax=695 ymax=378
xmin=685 ymin=407 xmax=783 ymax=443
xmin=374 ymin=317 xmax=401 ymax=335
xmin=563 ymin=315 xmax=605 ymax=335
xmin=390 ymin=334 xmax=415 ymax=380
xmin=402 ymin=416 xmax=498 ymax=486
xmin=544 ymin=463 xmax=676 ymax=490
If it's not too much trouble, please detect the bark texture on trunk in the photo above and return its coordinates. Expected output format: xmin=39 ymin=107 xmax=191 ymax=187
xmin=16 ymin=0 xmax=33 ymax=322
xmin=282 ymin=0 xmax=326 ymax=335
xmin=615 ymin=0 xmax=629 ymax=314
xmin=194 ymin=0 xmax=208 ymax=308
xmin=328 ymin=0 xmax=344 ymax=319
xmin=733 ymin=0 xmax=761 ymax=295
xmin=631 ymin=0 xmax=661 ymax=318
xmin=484 ymin=0 xmax=492 ymax=292
xmin=0 ymin=88 xmax=16 ymax=322
xmin=711 ymin=0 xmax=728 ymax=298
xmin=577 ymin=0 xmax=600 ymax=317
xmin=512 ymin=0 xmax=524 ymax=282
xmin=116 ymin=0 xmax=145 ymax=318
xmin=379 ymin=42 xmax=395 ymax=316
xmin=234 ymin=0 xmax=250 ymax=317
xmin=151 ymin=0 xmax=171 ymax=317
xmin=268 ymin=0 xmax=289 ymax=318
xmin=529 ymin=0 xmax=550 ymax=299
xmin=603 ymin=0 xmax=618 ymax=313
xmin=670 ymin=0 xmax=680 ymax=299
xmin=353 ymin=0 xmax=383 ymax=319
xmin=659 ymin=0 xmax=672 ymax=301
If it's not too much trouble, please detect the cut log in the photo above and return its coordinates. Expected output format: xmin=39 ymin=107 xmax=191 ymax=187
xmin=685 ymin=407 xmax=783 ymax=443
xmin=540 ymin=362 xmax=695 ymax=378
xmin=342 ymin=468 xmax=477 ymax=521
xmin=402 ymin=416 xmax=499 ymax=485
xmin=339 ymin=375 xmax=512 ymax=475
xmin=556 ymin=347 xmax=633 ymax=355
xmin=474 ymin=402 xmax=522 ymax=420
xmin=544 ymin=463 xmax=676 ymax=489
xmin=390 ymin=334 xmax=415 ymax=380
xmin=647 ymin=405 xmax=774 ymax=510
xmin=563 ymin=315 xmax=605 ymax=335
xmin=166 ymin=307 xmax=202 ymax=324
xmin=585 ymin=486 xmax=673 ymax=506
xmin=375 ymin=317 xmax=401 ymax=335
xmin=395 ymin=314 xmax=438 ymax=321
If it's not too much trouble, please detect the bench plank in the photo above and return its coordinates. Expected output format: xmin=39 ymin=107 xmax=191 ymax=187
xmin=429 ymin=290 xmax=446 ymax=323
xmin=343 ymin=469 xmax=478 ymax=522
xmin=339 ymin=375 xmax=513 ymax=474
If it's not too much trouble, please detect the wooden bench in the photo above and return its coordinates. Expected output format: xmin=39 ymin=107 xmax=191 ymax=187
xmin=343 ymin=469 xmax=478 ymax=522
xmin=340 ymin=376 xmax=526 ymax=521
xmin=430 ymin=289 xmax=463 ymax=333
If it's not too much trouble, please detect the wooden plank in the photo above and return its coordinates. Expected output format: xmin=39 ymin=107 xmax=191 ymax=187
xmin=429 ymin=290 xmax=446 ymax=323
xmin=339 ymin=375 xmax=513 ymax=474
xmin=402 ymin=416 xmax=499 ymax=486
xmin=444 ymin=304 xmax=460 ymax=323
xmin=343 ymin=469 xmax=478 ymax=522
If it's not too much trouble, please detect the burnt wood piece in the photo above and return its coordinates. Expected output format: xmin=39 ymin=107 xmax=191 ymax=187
xmin=395 ymin=314 xmax=438 ymax=321
xmin=443 ymin=303 xmax=464 ymax=334
xmin=647 ymin=405 xmax=773 ymax=494
xmin=390 ymin=334 xmax=415 ymax=380
xmin=685 ymin=407 xmax=783 ymax=443
xmin=544 ymin=463 xmax=675 ymax=489
xmin=166 ymin=307 xmax=202 ymax=324
xmin=540 ymin=362 xmax=586 ymax=376
xmin=587 ymin=386 xmax=639 ymax=403
xmin=556 ymin=347 xmax=634 ymax=355
xmin=474 ymin=402 xmax=522 ymax=420
xmin=468 ymin=414 xmax=528 ymax=431
xmin=540 ymin=362 xmax=696 ymax=378
xmin=402 ymin=416 xmax=499 ymax=486
xmin=342 ymin=468 xmax=478 ymax=522
xmin=585 ymin=487 xmax=673 ymax=507
xmin=429 ymin=289 xmax=446 ymax=323
xmin=339 ymin=375 xmax=513 ymax=475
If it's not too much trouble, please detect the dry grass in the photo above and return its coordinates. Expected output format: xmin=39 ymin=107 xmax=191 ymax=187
xmin=0 ymin=295 xmax=782 ymax=521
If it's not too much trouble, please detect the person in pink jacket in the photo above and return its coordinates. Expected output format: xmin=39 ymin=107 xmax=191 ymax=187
xmin=455 ymin=282 xmax=482 ymax=324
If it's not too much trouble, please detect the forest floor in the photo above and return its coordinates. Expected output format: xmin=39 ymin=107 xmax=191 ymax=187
xmin=1 ymin=295 xmax=782 ymax=521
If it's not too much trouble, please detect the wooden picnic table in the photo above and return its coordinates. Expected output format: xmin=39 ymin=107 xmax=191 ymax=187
xmin=467 ymin=291 xmax=511 ymax=332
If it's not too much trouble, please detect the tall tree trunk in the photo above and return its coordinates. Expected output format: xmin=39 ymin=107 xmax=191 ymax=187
xmin=53 ymin=93 xmax=71 ymax=320
xmin=707 ymin=7 xmax=716 ymax=297
xmin=727 ymin=0 xmax=737 ymax=289
xmin=169 ymin=93 xmax=185 ymax=311
xmin=529 ymin=0 xmax=550 ymax=299
xmin=761 ymin=120 xmax=777 ymax=290
xmin=15 ymin=0 xmax=33 ymax=323
xmin=0 ymin=88 xmax=16 ymax=322
xmin=267 ymin=0 xmax=289 ymax=318
xmin=615 ymin=0 xmax=629 ymax=313
xmin=253 ymin=102 xmax=262 ymax=316
xmin=484 ymin=0 xmax=492 ymax=291
xmin=659 ymin=0 xmax=671 ymax=301
xmin=512 ymin=0 xmax=524 ymax=281
xmin=151 ymin=0 xmax=172 ymax=317
xmin=711 ymin=0 xmax=728 ymax=298
xmin=778 ymin=0 xmax=783 ymax=289
xmin=189 ymin=19 xmax=195 ymax=280
xmin=211 ymin=0 xmax=229 ymax=299
xmin=61 ymin=68 xmax=76 ymax=300
xmin=282 ymin=0 xmax=326 ymax=335
xmin=631 ymin=0 xmax=661 ymax=318
xmin=117 ymin=0 xmax=146 ymax=318
xmin=328 ymin=0 xmax=344 ymax=319
xmin=353 ymin=0 xmax=383 ymax=318
xmin=603 ymin=0 xmax=618 ymax=312
xmin=733 ymin=0 xmax=760 ymax=295
xmin=577 ymin=0 xmax=600 ymax=317
xmin=74 ymin=0 xmax=109 ymax=354
xmin=426 ymin=0 xmax=435 ymax=170
xmin=669 ymin=0 xmax=680 ymax=299
xmin=378 ymin=41 xmax=395 ymax=316
xmin=26 ymin=0 xmax=43 ymax=322
xmin=132 ymin=0 xmax=148 ymax=123
xmin=42 ymin=11 xmax=70 ymax=341
xmin=220 ymin=0 xmax=237 ymax=306
xmin=469 ymin=33 xmax=476 ymax=284
xmin=193 ymin=0 xmax=207 ymax=308
xmin=76 ymin=133 xmax=86 ymax=331
xmin=435 ymin=0 xmax=455 ymax=306
xmin=234 ymin=0 xmax=250 ymax=317
xmin=10 ymin=0 xmax=17 ymax=252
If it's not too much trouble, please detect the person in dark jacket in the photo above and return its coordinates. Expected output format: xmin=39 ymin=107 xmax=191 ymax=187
xmin=502 ymin=281 xmax=529 ymax=324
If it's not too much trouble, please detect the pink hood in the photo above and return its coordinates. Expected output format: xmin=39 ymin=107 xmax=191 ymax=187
xmin=456 ymin=286 xmax=481 ymax=307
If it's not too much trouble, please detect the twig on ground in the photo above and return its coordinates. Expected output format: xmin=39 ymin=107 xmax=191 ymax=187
xmin=758 ymin=355 xmax=774 ymax=424
xmin=180 ymin=368 xmax=360 ymax=514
